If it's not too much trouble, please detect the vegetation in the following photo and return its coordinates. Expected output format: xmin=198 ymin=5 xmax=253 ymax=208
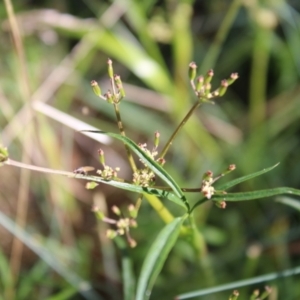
xmin=1 ymin=0 xmax=300 ymax=299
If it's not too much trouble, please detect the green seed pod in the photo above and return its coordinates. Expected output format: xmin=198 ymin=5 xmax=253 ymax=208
xmin=91 ymin=80 xmax=102 ymax=96
xmin=196 ymin=76 xmax=204 ymax=93
xmin=227 ymin=72 xmax=239 ymax=85
xmin=188 ymin=61 xmax=197 ymax=81
xmin=106 ymin=229 xmax=117 ymax=239
xmin=107 ymin=58 xmax=114 ymax=79
xmin=204 ymin=69 xmax=214 ymax=85
xmin=114 ymin=75 xmax=125 ymax=98
xmin=228 ymin=290 xmax=239 ymax=300
xmin=94 ymin=210 xmax=105 ymax=220
xmin=86 ymin=182 xmax=99 ymax=189
xmin=98 ymin=149 xmax=105 ymax=166
xmin=105 ymin=90 xmax=114 ymax=103
xmin=128 ymin=204 xmax=138 ymax=219
xmin=112 ymin=205 xmax=121 ymax=216
xmin=204 ymin=83 xmax=211 ymax=96
xmin=0 ymin=145 xmax=8 ymax=164
xmin=218 ymin=79 xmax=228 ymax=96
xmin=154 ymin=131 xmax=160 ymax=148
xmin=202 ymin=170 xmax=213 ymax=181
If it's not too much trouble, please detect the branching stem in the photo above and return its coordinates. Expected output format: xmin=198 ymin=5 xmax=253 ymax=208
xmin=159 ymin=100 xmax=202 ymax=159
xmin=113 ymin=103 xmax=137 ymax=172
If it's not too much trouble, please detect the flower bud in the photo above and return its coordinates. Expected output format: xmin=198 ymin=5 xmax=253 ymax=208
xmin=107 ymin=58 xmax=114 ymax=79
xmin=228 ymin=164 xmax=236 ymax=171
xmin=105 ymin=90 xmax=114 ymax=103
xmin=227 ymin=72 xmax=239 ymax=85
xmin=86 ymin=182 xmax=99 ymax=189
xmin=154 ymin=131 xmax=160 ymax=148
xmin=188 ymin=62 xmax=197 ymax=81
xmin=91 ymin=80 xmax=102 ymax=97
xmin=157 ymin=157 xmax=166 ymax=166
xmin=128 ymin=238 xmax=137 ymax=248
xmin=202 ymin=170 xmax=213 ymax=181
xmin=94 ymin=210 xmax=105 ymax=220
xmin=106 ymin=229 xmax=117 ymax=239
xmin=260 ymin=286 xmax=272 ymax=298
xmin=0 ymin=145 xmax=8 ymax=164
xmin=128 ymin=204 xmax=138 ymax=219
xmin=204 ymin=83 xmax=211 ymax=96
xmin=114 ymin=75 xmax=125 ymax=98
xmin=229 ymin=290 xmax=239 ymax=300
xmin=204 ymin=69 xmax=214 ymax=85
xmin=218 ymin=79 xmax=228 ymax=96
xmin=112 ymin=205 xmax=121 ymax=216
xmin=215 ymin=201 xmax=226 ymax=209
xmin=196 ymin=76 xmax=204 ymax=93
xmin=98 ymin=149 xmax=105 ymax=166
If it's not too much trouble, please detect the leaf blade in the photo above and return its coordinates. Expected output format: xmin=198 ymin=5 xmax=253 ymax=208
xmin=136 ymin=217 xmax=185 ymax=300
xmin=216 ymin=163 xmax=280 ymax=191
xmin=82 ymin=130 xmax=189 ymax=210
xmin=73 ymin=174 xmax=187 ymax=209
xmin=211 ymin=187 xmax=300 ymax=202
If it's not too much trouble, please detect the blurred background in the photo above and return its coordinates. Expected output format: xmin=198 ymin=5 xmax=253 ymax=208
xmin=1 ymin=0 xmax=300 ymax=299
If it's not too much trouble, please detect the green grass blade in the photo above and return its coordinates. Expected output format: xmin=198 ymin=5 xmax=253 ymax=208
xmin=211 ymin=187 xmax=300 ymax=202
xmin=136 ymin=217 xmax=185 ymax=300
xmin=176 ymin=265 xmax=300 ymax=299
xmin=0 ymin=211 xmax=101 ymax=300
xmin=114 ymin=237 xmax=135 ymax=300
xmin=82 ymin=130 xmax=189 ymax=210
xmin=276 ymin=196 xmax=300 ymax=212
xmin=216 ymin=163 xmax=280 ymax=190
xmin=0 ymin=248 xmax=14 ymax=297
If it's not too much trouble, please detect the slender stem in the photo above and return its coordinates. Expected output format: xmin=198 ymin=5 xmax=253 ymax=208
xmin=144 ymin=193 xmax=174 ymax=224
xmin=110 ymin=77 xmax=117 ymax=96
xmin=159 ymin=100 xmax=202 ymax=159
xmin=5 ymin=158 xmax=74 ymax=176
xmin=200 ymin=0 xmax=242 ymax=72
xmin=113 ymin=103 xmax=137 ymax=172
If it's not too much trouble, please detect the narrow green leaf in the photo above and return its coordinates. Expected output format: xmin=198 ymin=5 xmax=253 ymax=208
xmin=114 ymin=237 xmax=135 ymax=300
xmin=72 ymin=173 xmax=187 ymax=209
xmin=276 ymin=196 xmax=300 ymax=212
xmin=211 ymin=187 xmax=300 ymax=202
xmin=176 ymin=265 xmax=300 ymax=299
xmin=0 ymin=211 xmax=101 ymax=300
xmin=216 ymin=163 xmax=280 ymax=191
xmin=82 ymin=130 xmax=189 ymax=210
xmin=0 ymin=248 xmax=14 ymax=293
xmin=136 ymin=217 xmax=185 ymax=300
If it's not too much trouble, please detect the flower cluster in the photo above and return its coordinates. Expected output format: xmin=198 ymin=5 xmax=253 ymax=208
xmin=92 ymin=204 xmax=138 ymax=248
xmin=189 ymin=62 xmax=239 ymax=102
xmin=91 ymin=59 xmax=125 ymax=104
xmin=200 ymin=164 xmax=236 ymax=208
xmin=132 ymin=132 xmax=164 ymax=187
xmin=96 ymin=149 xmax=120 ymax=180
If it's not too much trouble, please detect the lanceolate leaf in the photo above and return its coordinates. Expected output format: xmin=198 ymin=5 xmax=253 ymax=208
xmin=82 ymin=130 xmax=189 ymax=210
xmin=136 ymin=217 xmax=185 ymax=300
xmin=216 ymin=163 xmax=280 ymax=191
xmin=211 ymin=187 xmax=300 ymax=202
xmin=73 ymin=173 xmax=187 ymax=209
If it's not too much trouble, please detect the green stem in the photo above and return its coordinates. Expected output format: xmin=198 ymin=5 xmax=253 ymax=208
xmin=113 ymin=103 xmax=137 ymax=172
xmin=144 ymin=193 xmax=174 ymax=224
xmin=159 ymin=100 xmax=202 ymax=159
xmin=200 ymin=0 xmax=242 ymax=72
xmin=249 ymin=25 xmax=271 ymax=129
